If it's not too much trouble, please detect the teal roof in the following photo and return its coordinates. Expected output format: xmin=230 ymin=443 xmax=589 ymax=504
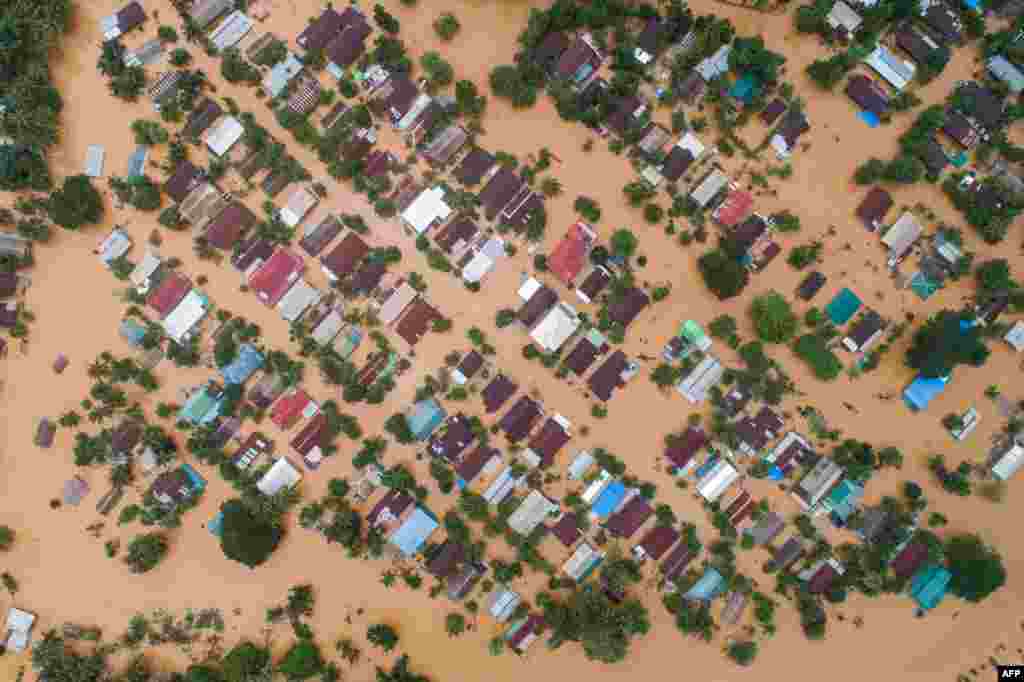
xmin=178 ymin=385 xmax=223 ymax=425
xmin=407 ymin=398 xmax=447 ymax=440
xmin=910 ymin=563 xmax=951 ymax=611
xmin=684 ymin=567 xmax=725 ymax=601
xmin=119 ymin=319 xmax=147 ymax=347
xmin=390 ymin=507 xmax=439 ymax=556
xmin=824 ymin=479 xmax=863 ymax=522
xmin=826 ymin=288 xmax=862 ymax=325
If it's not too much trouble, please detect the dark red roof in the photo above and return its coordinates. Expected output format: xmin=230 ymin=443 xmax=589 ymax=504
xmin=808 ymin=562 xmax=839 ymax=594
xmin=321 ymin=233 xmax=369 ymax=279
xmin=479 ymin=167 xmax=525 ymax=220
xmin=588 ymin=350 xmax=629 ymax=402
xmin=548 ymin=223 xmax=594 ymax=286
xmin=233 ymin=238 xmax=274 ymax=272
xmin=454 ymin=148 xmax=495 ymax=186
xmin=638 ymin=525 xmax=680 ymax=560
xmin=324 ymin=21 xmax=372 ymax=68
xmin=396 ymin=299 xmax=442 ymax=346
xmin=549 ymin=513 xmax=582 ymax=547
xmin=665 ymin=427 xmax=708 ymax=470
xmin=856 ymin=187 xmax=893 ymax=230
xmin=146 ymin=272 xmax=191 ymax=318
xmin=556 ymin=37 xmax=601 ymax=81
xmin=205 ymin=202 xmax=256 ymax=249
xmin=0 ymin=272 xmax=17 ymax=299
xmin=351 ymin=260 xmax=387 ymax=294
xmin=891 ymin=540 xmax=928 ymax=579
xmin=426 ymin=540 xmax=465 ymax=578
xmin=291 ymin=412 xmax=327 ymax=456
xmin=249 ymin=248 xmax=303 ymax=305
xmin=368 ymin=489 xmax=415 ymax=526
xmin=455 ymin=350 xmax=484 ymax=380
xmin=499 ymin=396 xmax=542 ymax=441
xmin=518 ymin=284 xmax=558 ymax=327
xmin=482 ymin=374 xmax=517 ymax=413
xmin=661 ymin=146 xmax=694 ymax=182
xmin=527 ymin=417 xmax=571 ymax=467
xmin=428 ymin=414 xmax=476 ymax=462
xmin=434 ymin=217 xmax=478 ymax=253
xmin=606 ymin=495 xmax=653 ymax=538
xmin=563 ymin=336 xmax=603 ymax=375
xmin=455 ymin=444 xmax=497 ymax=482
xmin=607 ymin=287 xmax=649 ymax=327
xmin=164 ymin=161 xmax=204 ymax=203
xmin=761 ymin=99 xmax=787 ymax=125
xmin=576 ymin=266 xmax=611 ymax=302
xmin=363 ymin=149 xmax=394 ymax=178
xmin=297 ymin=7 xmax=345 ymax=53
xmin=661 ymin=543 xmax=697 ymax=581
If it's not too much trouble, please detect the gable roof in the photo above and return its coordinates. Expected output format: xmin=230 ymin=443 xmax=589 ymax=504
xmin=249 ymin=248 xmax=304 ymax=305
xmin=563 ymin=330 xmax=607 ymax=375
xmin=665 ymin=427 xmax=708 ymax=470
xmin=270 ymin=388 xmax=315 ymax=429
xmin=575 ymin=266 xmax=611 ymax=304
xmin=423 ymin=125 xmax=469 ymax=165
xmin=533 ymin=32 xmax=570 ymax=71
xmin=555 ymin=36 xmax=602 ymax=82
xmin=396 ymin=299 xmax=442 ymax=346
xmin=661 ymin=145 xmax=695 ymax=182
xmin=865 ymin=46 xmax=916 ymax=91
xmin=797 ymin=271 xmax=827 ymax=301
xmin=588 ymin=350 xmax=629 ymax=401
xmin=607 ymin=287 xmax=649 ymax=327
xmin=183 ymin=98 xmax=224 ymax=139
xmin=325 ymin=21 xmax=373 ymax=69
xmin=846 ymin=74 xmax=889 ymax=115
xmin=714 ymin=189 xmax=754 ymax=227
xmin=499 ymin=396 xmax=542 ymax=441
xmin=479 ymin=167 xmax=526 ymax=220
xmin=454 ymin=350 xmax=484 ymax=382
xmin=147 ymin=272 xmax=191 ymax=318
xmin=454 ymin=148 xmax=496 ymax=186
xmin=206 ymin=202 xmax=257 ymax=250
xmin=321 ymin=233 xmax=369 ymax=280
xmin=482 ymin=374 xmax=517 ymax=413
xmin=896 ymin=24 xmax=941 ymax=64
xmin=518 ymin=282 xmax=558 ymax=327
xmin=297 ymin=7 xmax=345 ymax=53
xmin=455 ymin=443 xmax=499 ymax=483
xmin=661 ymin=543 xmax=698 ymax=581
xmin=426 ymin=540 xmax=466 ymax=578
xmin=299 ymin=215 xmax=343 ymax=257
xmin=856 ymin=187 xmax=893 ymax=230
xmin=526 ymin=416 xmax=571 ymax=467
xmin=638 ymin=524 xmax=680 ymax=560
xmin=429 ymin=413 xmax=477 ymax=462
xmin=549 ymin=222 xmax=596 ymax=286
xmin=606 ymin=495 xmax=653 ymax=538
xmin=164 ymin=161 xmax=205 ymax=203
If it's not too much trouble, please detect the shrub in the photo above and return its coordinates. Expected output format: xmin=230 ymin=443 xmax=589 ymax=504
xmin=793 ymin=333 xmax=842 ymax=380
xmin=124 ymin=533 xmax=168 ymax=574
xmin=434 ymin=12 xmax=461 ymax=41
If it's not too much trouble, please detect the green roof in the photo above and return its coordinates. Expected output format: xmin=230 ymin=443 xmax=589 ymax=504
xmin=681 ymin=320 xmax=707 ymax=344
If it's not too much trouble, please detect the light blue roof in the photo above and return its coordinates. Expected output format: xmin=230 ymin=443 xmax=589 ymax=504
xmin=119 ymin=319 xmax=147 ymax=347
xmin=178 ymin=384 xmax=224 ymax=425
xmin=407 ymin=398 xmax=447 ymax=440
xmin=684 ymin=567 xmax=725 ymax=601
xmin=220 ymin=343 xmax=265 ymax=385
xmin=903 ymin=374 xmax=949 ymax=411
xmin=910 ymin=563 xmax=951 ymax=611
xmin=127 ymin=146 xmax=148 ymax=178
xmin=390 ymin=507 xmax=439 ymax=557
xmin=591 ymin=480 xmax=627 ymax=518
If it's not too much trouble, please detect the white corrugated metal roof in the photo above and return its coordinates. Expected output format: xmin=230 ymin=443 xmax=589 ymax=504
xmin=1005 ymin=320 xmax=1024 ymax=351
xmin=379 ymin=283 xmax=418 ymax=324
xmin=210 ymin=11 xmax=253 ymax=51
xmin=257 ymin=457 xmax=302 ymax=495
xmin=882 ymin=212 xmax=924 ymax=258
xmin=162 ymin=289 xmax=209 ymax=343
xmin=697 ymin=460 xmax=739 ymax=502
xmin=276 ymin=279 xmax=321 ymax=322
xmin=400 ymin=186 xmax=452 ymax=234
xmin=206 ymin=116 xmax=244 ymax=156
xmin=530 ymin=302 xmax=581 ymax=353
xmin=85 ymin=145 xmax=105 ymax=177
xmin=507 ymin=490 xmax=557 ymax=535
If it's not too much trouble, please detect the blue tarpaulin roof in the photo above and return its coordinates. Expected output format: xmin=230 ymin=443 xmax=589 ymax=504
xmin=591 ymin=480 xmax=627 ymax=518
xmin=859 ymin=110 xmax=880 ymax=127
xmin=407 ymin=398 xmax=447 ymax=440
xmin=826 ymin=288 xmax=862 ymax=325
xmin=910 ymin=564 xmax=951 ymax=611
xmin=390 ymin=507 xmax=439 ymax=556
xmin=684 ymin=567 xmax=725 ymax=601
xmin=220 ymin=343 xmax=265 ymax=385
xmin=903 ymin=374 xmax=949 ymax=411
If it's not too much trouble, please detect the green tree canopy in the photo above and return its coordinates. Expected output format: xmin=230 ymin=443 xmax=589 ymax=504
xmin=539 ymin=586 xmax=649 ymax=664
xmin=48 ymin=174 xmax=103 ymax=229
xmin=750 ymin=291 xmax=798 ymax=343
xmin=219 ymin=499 xmax=283 ymax=568
xmin=905 ymin=310 xmax=989 ymax=378
xmin=223 ymin=641 xmax=271 ymax=682
xmin=945 ymin=534 xmax=1006 ymax=603
xmin=124 ymin=533 xmax=168 ymax=574
xmin=698 ymin=248 xmax=749 ymax=300
xmin=277 ymin=640 xmax=323 ymax=681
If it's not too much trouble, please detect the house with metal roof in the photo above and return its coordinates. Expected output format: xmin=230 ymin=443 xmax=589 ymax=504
xmin=866 ymin=46 xmax=916 ymax=90
xmin=508 ymin=490 xmax=558 ymax=536
xmin=684 ymin=566 xmax=726 ymax=601
xmin=401 ymin=186 xmax=452 ymax=235
xmin=910 ymin=563 xmax=951 ymax=611
xmin=178 ymin=383 xmax=225 ymax=425
xmin=264 ymin=53 xmax=304 ymax=98
xmin=163 ymin=289 xmax=209 ymax=344
xmin=562 ymin=542 xmax=605 ymax=582
xmin=280 ymin=186 xmax=319 ymax=228
xmin=676 ymin=355 xmax=724 ymax=404
xmin=220 ymin=343 xmax=264 ymax=385
xmin=390 ymin=506 xmax=440 ymax=556
xmin=250 ymin=248 xmax=304 ymax=306
xmin=665 ymin=427 xmax=708 ymax=472
xmin=277 ymin=279 xmax=322 ymax=323
xmin=1005 ymin=320 xmax=1024 ymax=352
xmin=697 ymin=459 xmax=740 ymax=503
xmin=148 ymin=70 xmax=184 ymax=112
xmin=205 ymin=115 xmax=244 ymax=157
xmin=988 ymin=55 xmax=1024 ymax=94
xmin=793 ymin=457 xmax=844 ymax=511
xmin=407 ymin=398 xmax=447 ymax=441
xmin=991 ymin=435 xmax=1024 ymax=480
xmin=119 ymin=318 xmax=148 ymax=348
xmin=270 ymin=388 xmax=317 ymax=430
xmin=97 ymin=228 xmax=132 ymax=268
xmin=549 ymin=222 xmax=596 ymax=286
xmin=451 ymin=350 xmax=484 ymax=385
xmin=591 ymin=479 xmax=627 ymax=518
xmin=745 ymin=511 xmax=785 ymax=546
xmin=690 ymin=169 xmax=729 ymax=209
xmin=482 ymin=374 xmax=518 ymax=413
xmin=523 ymin=415 xmax=572 ymax=468
xmin=696 ymin=44 xmax=731 ymax=82
xmin=489 ymin=588 xmax=522 ymax=622
xmin=882 ymin=211 xmax=924 ymax=264
xmin=460 ymin=237 xmax=506 ymax=284
xmin=129 ymin=250 xmax=162 ymax=293
xmin=530 ymin=302 xmax=581 ymax=353
xmin=827 ymin=1 xmax=862 ymax=33
xmin=606 ymin=494 xmax=653 ymax=538
xmin=210 ymin=10 xmax=253 ymax=51
xmin=189 ymin=0 xmax=233 ymax=29
xmin=311 ymin=309 xmax=344 ymax=346
xmin=903 ymin=374 xmax=949 ymax=411
xmin=257 ymin=457 xmax=302 ymax=496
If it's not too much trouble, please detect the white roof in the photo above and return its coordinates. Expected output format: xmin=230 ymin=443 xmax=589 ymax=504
xmin=206 ymin=116 xmax=244 ymax=156
xmin=396 ymin=93 xmax=433 ymax=130
xmin=581 ymin=469 xmax=611 ymax=505
xmin=696 ymin=44 xmax=731 ymax=81
xmin=676 ymin=355 xmax=724 ymax=404
xmin=379 ymin=282 xmax=418 ymax=324
xmin=989 ymin=56 xmax=1024 ymax=94
xmin=770 ymin=133 xmax=792 ymax=158
xmin=257 ymin=457 xmax=302 ymax=495
xmin=461 ymin=238 xmax=505 ymax=283
xmin=276 ymin=279 xmax=321 ymax=322
xmin=5 ymin=607 xmax=35 ymax=653
xmin=697 ymin=460 xmax=739 ymax=502
xmin=280 ymin=187 xmax=319 ymax=228
xmin=489 ymin=589 xmax=521 ymax=622
xmin=130 ymin=250 xmax=162 ymax=289
xmin=101 ymin=14 xmax=122 ymax=41
xmin=993 ymin=441 xmax=1024 ymax=480
xmin=530 ymin=302 xmax=581 ymax=353
xmin=311 ymin=309 xmax=344 ymax=345
xmin=641 ymin=165 xmax=664 ymax=187
xmin=264 ymin=54 xmax=303 ymax=97
xmin=678 ymin=132 xmax=706 ymax=158
xmin=482 ymin=466 xmax=518 ymax=504
xmin=162 ymin=289 xmax=209 ymax=344
xmin=690 ymin=169 xmax=728 ymax=207
xmin=210 ymin=10 xmax=253 ymax=51
xmin=562 ymin=542 xmax=604 ymax=581
xmin=401 ymin=186 xmax=452 ymax=234
xmin=882 ymin=211 xmax=924 ymax=258
xmin=507 ymin=489 xmax=558 ymax=535
xmin=85 ymin=145 xmax=105 ymax=177
xmin=865 ymin=46 xmax=915 ymax=91
xmin=517 ymin=276 xmax=542 ymax=302
xmin=768 ymin=432 xmax=810 ymax=463
xmin=1005 ymin=320 xmax=1024 ymax=351
xmin=827 ymin=1 xmax=863 ymax=32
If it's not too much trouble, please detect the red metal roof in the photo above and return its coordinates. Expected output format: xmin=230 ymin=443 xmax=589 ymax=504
xmin=146 ymin=272 xmax=191 ymax=318
xmin=291 ymin=412 xmax=327 ymax=456
xmin=715 ymin=190 xmax=754 ymax=227
xmin=548 ymin=222 xmax=594 ymax=286
xmin=248 ymin=248 xmax=304 ymax=305
xmin=270 ymin=388 xmax=313 ymax=430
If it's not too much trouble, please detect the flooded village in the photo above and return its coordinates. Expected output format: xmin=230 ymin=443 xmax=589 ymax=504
xmin=2 ymin=0 xmax=1024 ymax=680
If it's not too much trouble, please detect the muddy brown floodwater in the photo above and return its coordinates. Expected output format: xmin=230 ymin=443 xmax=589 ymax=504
xmin=2 ymin=0 xmax=1024 ymax=680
